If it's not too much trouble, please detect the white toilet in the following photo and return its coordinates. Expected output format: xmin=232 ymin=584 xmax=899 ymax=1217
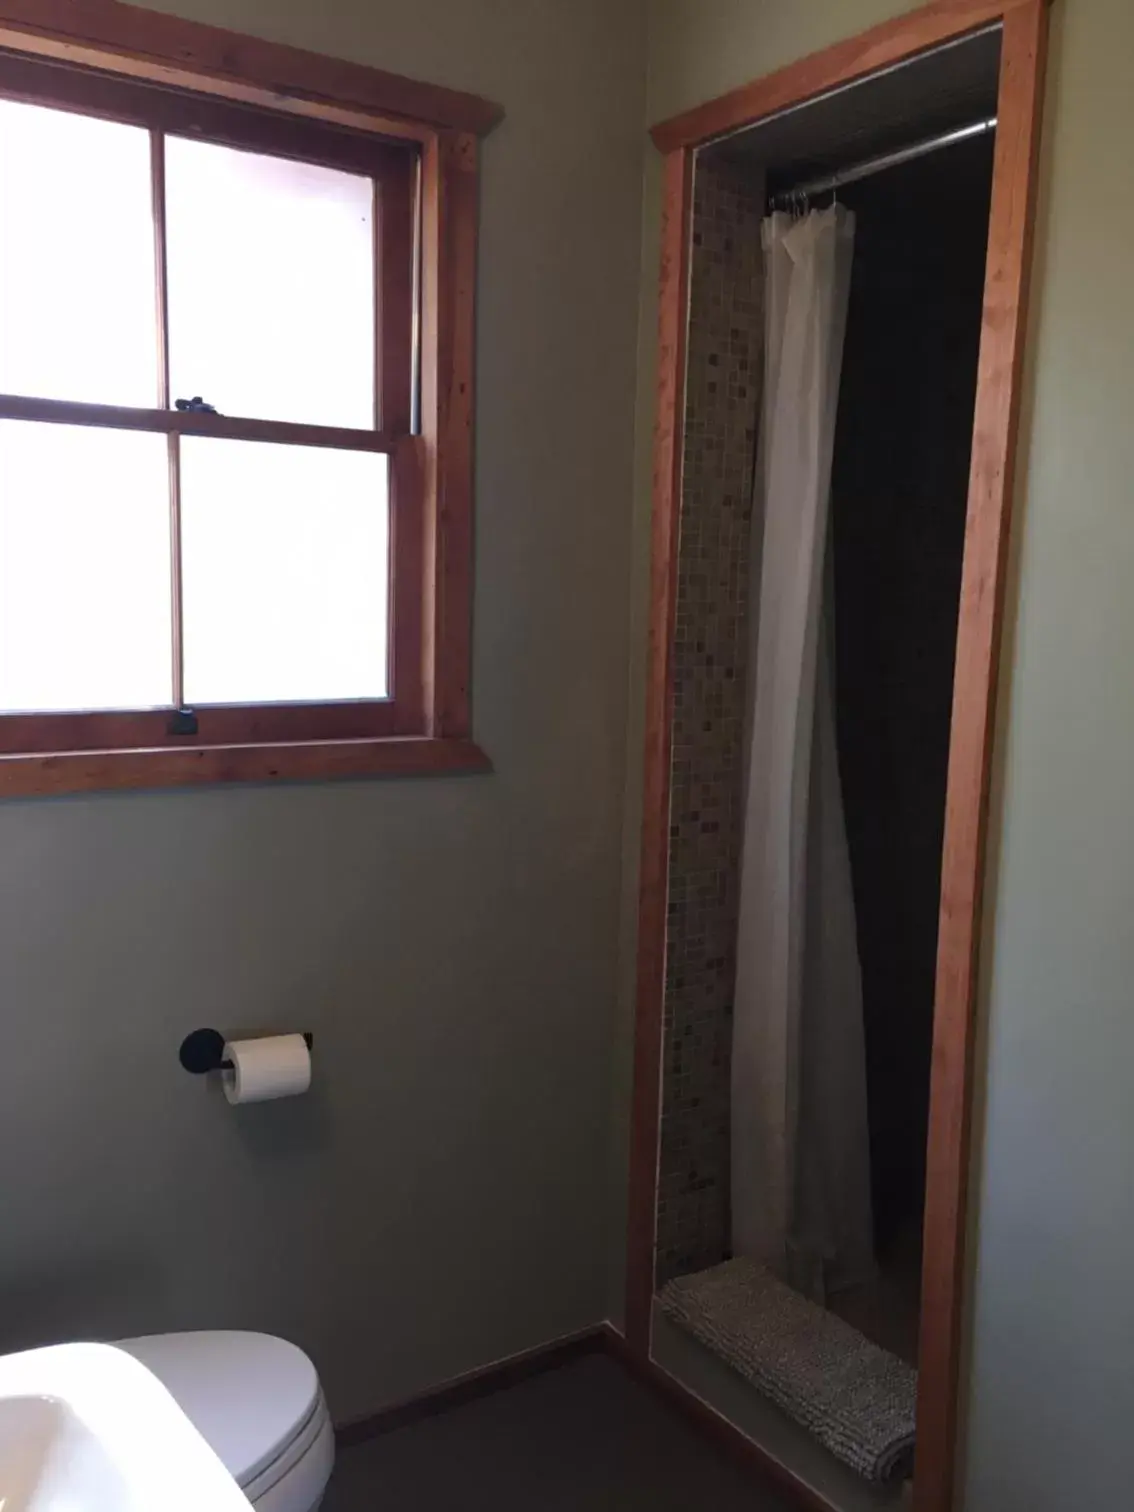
xmin=116 ymin=1330 xmax=334 ymax=1511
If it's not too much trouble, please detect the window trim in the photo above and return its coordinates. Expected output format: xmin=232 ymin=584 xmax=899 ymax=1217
xmin=0 ymin=0 xmax=498 ymax=797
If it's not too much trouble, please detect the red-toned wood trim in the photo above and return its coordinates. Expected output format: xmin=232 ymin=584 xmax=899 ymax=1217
xmin=419 ymin=133 xmax=443 ymax=734
xmin=149 ymin=128 xmax=169 ymax=410
xmin=0 ymin=702 xmax=403 ymax=757
xmin=337 ymin=1329 xmax=606 ymax=1444
xmin=0 ymin=47 xmax=411 ymax=176
xmin=0 ymin=735 xmax=491 ymax=798
xmin=0 ymin=394 xmax=396 ymax=452
xmin=0 ymin=0 xmax=503 ymax=137
xmin=149 ymin=131 xmax=183 ymax=706
xmin=625 ymin=146 xmax=694 ymax=1355
xmin=630 ymin=6 xmax=1050 ymax=1510
xmin=650 ymin=0 xmax=1038 ymax=153
xmin=914 ymin=5 xmax=1048 ymax=1510
xmin=166 ymin=433 xmax=184 ymax=708
xmin=389 ymin=436 xmax=427 ymax=734
xmin=419 ymin=130 xmax=477 ymax=739
xmin=377 ymin=151 xmax=417 ymax=434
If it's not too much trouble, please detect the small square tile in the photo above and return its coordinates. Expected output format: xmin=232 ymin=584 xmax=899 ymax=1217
xmin=658 ymin=156 xmax=764 ymax=1285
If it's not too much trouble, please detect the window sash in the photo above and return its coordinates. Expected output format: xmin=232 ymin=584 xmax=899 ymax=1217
xmin=0 ymin=422 xmax=423 ymax=747
xmin=0 ymin=48 xmax=419 ymax=432
xmin=0 ymin=48 xmax=414 ymax=183
xmin=0 ymin=395 xmax=398 ymax=452
xmin=0 ymin=699 xmax=406 ymax=756
xmin=0 ymin=48 xmax=422 ymax=746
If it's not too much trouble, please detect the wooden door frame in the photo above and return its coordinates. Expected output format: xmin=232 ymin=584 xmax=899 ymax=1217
xmin=625 ymin=3 xmax=1050 ymax=1510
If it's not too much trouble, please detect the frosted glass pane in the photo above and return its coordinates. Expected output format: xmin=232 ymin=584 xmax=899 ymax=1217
xmin=166 ymin=138 xmax=375 ymax=428
xmin=181 ymin=438 xmax=388 ymax=704
xmin=0 ymin=101 xmax=159 ymax=406
xmin=0 ymin=423 xmax=172 ymax=711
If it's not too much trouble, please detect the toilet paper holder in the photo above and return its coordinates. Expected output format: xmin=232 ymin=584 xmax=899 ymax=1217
xmin=179 ymin=1027 xmax=314 ymax=1076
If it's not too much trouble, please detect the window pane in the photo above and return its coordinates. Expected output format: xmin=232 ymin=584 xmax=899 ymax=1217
xmin=0 ymin=423 xmax=172 ymax=712
xmin=180 ymin=438 xmax=388 ymax=704
xmin=166 ymin=138 xmax=375 ymax=429
xmin=0 ymin=101 xmax=158 ymax=406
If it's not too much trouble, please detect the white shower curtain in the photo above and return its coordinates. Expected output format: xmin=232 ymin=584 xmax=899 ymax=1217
xmin=731 ymin=206 xmax=874 ymax=1299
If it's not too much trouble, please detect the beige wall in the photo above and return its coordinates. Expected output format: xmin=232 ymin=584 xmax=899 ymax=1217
xmin=620 ymin=1 xmax=1134 ymax=1507
xmin=0 ymin=0 xmax=647 ymax=1422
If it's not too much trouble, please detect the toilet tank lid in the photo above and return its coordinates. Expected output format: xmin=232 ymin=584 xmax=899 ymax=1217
xmin=115 ymin=1330 xmax=322 ymax=1488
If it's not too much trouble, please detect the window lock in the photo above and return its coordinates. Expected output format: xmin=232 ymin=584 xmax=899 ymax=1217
xmin=168 ymin=707 xmax=199 ymax=736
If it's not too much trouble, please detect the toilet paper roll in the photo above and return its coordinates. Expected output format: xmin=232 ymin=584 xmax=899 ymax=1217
xmin=222 ymin=1034 xmax=312 ymax=1105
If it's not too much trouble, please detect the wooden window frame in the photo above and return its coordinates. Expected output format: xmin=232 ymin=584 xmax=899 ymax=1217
xmin=625 ymin=4 xmax=1050 ymax=1512
xmin=0 ymin=0 xmax=501 ymax=796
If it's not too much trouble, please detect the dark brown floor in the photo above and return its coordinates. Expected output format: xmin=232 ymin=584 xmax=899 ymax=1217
xmin=324 ymin=1353 xmax=794 ymax=1511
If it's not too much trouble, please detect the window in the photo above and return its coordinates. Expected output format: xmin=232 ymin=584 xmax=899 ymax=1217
xmin=0 ymin=27 xmax=493 ymax=795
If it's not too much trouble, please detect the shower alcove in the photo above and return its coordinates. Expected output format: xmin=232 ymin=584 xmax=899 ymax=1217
xmin=625 ymin=5 xmax=1050 ymax=1512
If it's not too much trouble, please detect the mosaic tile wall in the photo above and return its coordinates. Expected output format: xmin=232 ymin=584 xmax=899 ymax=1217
xmin=655 ymin=153 xmax=765 ymax=1286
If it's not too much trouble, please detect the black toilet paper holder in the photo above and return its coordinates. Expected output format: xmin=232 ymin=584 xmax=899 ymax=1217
xmin=178 ymin=1027 xmax=314 ymax=1076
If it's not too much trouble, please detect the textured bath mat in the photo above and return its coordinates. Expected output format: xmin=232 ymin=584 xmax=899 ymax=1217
xmin=658 ymin=1257 xmax=917 ymax=1483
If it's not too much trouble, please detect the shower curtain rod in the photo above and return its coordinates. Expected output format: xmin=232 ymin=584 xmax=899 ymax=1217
xmin=770 ymin=116 xmax=997 ymax=208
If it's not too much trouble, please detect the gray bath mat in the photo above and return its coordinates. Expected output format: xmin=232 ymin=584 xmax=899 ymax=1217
xmin=658 ymin=1257 xmax=917 ymax=1483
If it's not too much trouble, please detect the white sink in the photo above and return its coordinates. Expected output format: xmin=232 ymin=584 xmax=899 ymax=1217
xmin=0 ymin=1341 xmax=251 ymax=1510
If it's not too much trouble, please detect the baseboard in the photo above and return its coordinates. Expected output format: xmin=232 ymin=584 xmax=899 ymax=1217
xmin=336 ymin=1317 xmax=834 ymax=1512
xmin=335 ymin=1326 xmax=606 ymax=1445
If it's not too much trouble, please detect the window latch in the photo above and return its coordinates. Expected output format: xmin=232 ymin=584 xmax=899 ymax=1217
xmin=175 ymin=396 xmax=218 ymax=414
xmin=168 ymin=707 xmax=199 ymax=737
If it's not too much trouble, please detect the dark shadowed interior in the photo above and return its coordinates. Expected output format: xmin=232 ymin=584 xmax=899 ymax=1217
xmin=831 ymin=134 xmax=995 ymax=1262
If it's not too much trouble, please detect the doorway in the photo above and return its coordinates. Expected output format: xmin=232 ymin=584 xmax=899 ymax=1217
xmin=626 ymin=5 xmax=1049 ymax=1512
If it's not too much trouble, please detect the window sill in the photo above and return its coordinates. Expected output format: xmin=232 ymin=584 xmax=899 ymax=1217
xmin=0 ymin=735 xmax=492 ymax=798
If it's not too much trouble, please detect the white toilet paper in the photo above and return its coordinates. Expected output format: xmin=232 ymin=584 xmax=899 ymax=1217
xmin=221 ymin=1034 xmax=312 ymax=1104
